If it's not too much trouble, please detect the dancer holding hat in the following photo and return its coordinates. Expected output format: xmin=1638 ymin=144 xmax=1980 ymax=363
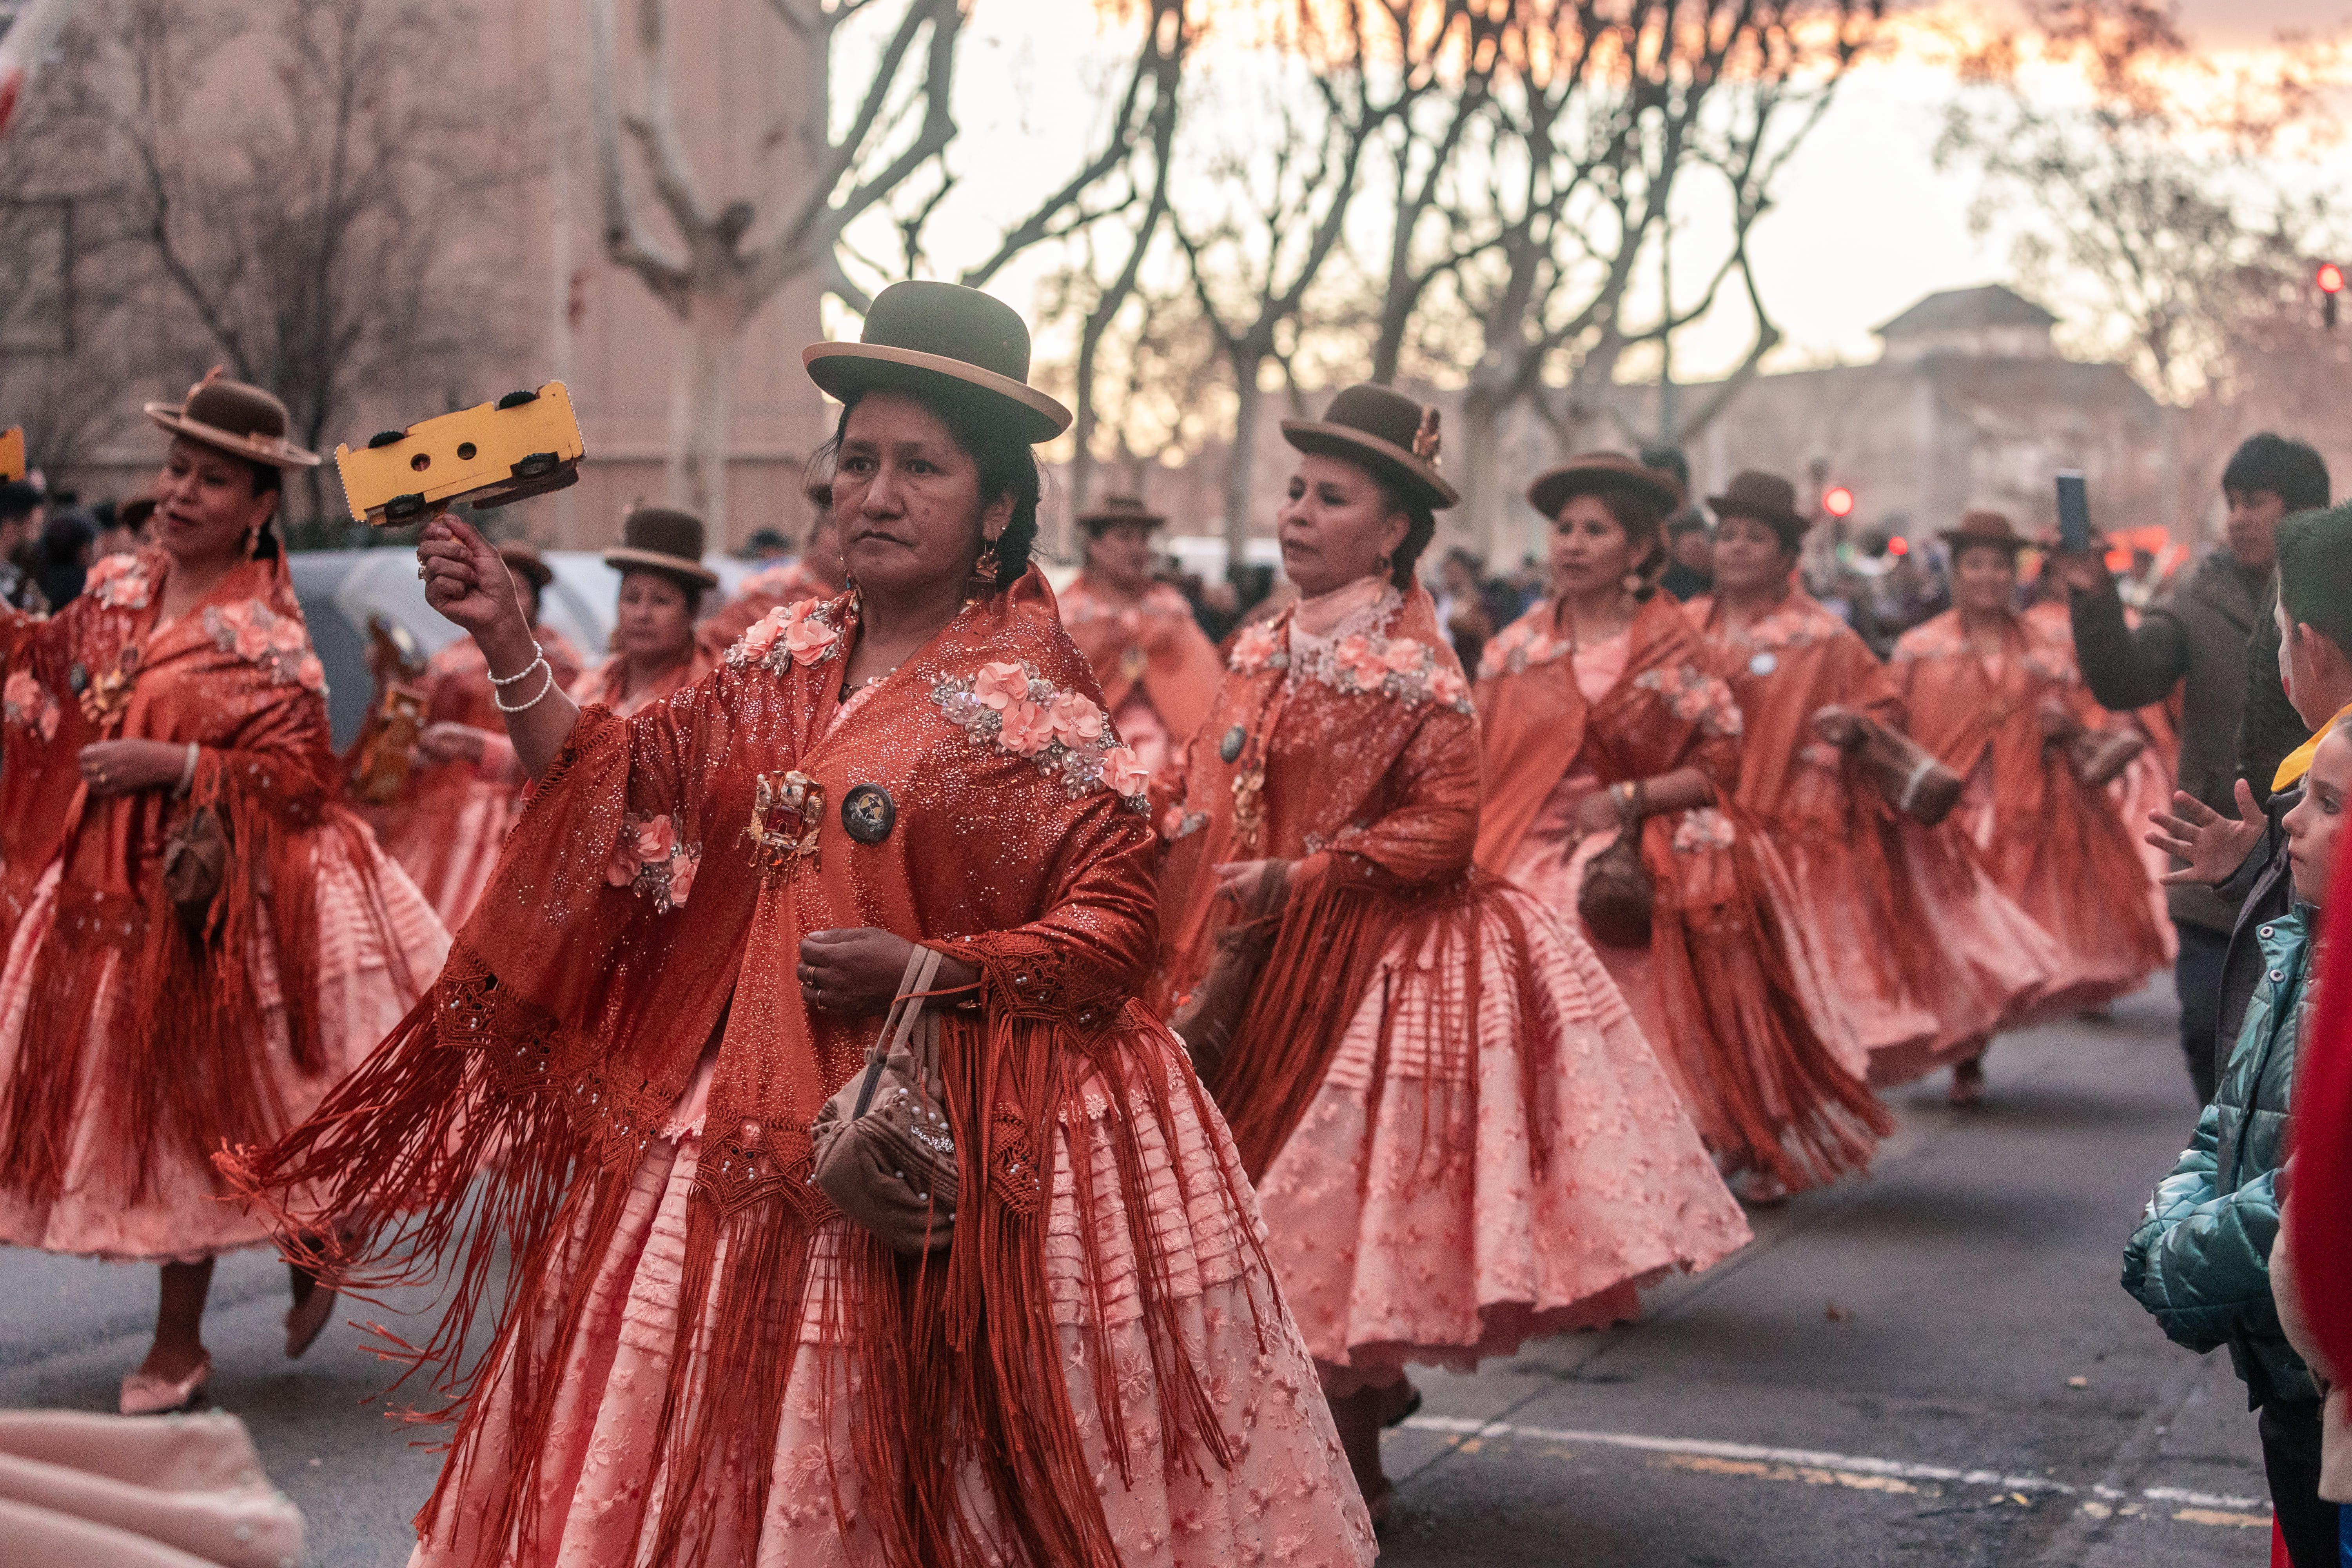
xmin=226 ymin=283 xmax=1372 ymax=1567
xmin=1891 ymin=511 xmax=2169 ymax=1103
xmin=1475 ymin=453 xmax=1891 ymax=1199
xmin=378 ymin=541 xmax=586 ymax=930
xmin=0 ymin=370 xmax=446 ymax=1412
xmin=1685 ymin=473 xmax=2054 ymax=1087
xmin=1059 ymin=493 xmax=1223 ymax=780
xmin=1156 ymin=385 xmax=1749 ymax=1523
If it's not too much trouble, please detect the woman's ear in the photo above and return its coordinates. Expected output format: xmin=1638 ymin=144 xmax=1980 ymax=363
xmin=981 ymin=490 xmax=1013 ymax=544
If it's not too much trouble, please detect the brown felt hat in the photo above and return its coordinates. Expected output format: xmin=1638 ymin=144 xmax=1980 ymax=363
xmin=1077 ymin=494 xmax=1167 ymax=534
xmin=1939 ymin=510 xmax=2030 ymax=554
xmin=1709 ymin=470 xmax=1809 ymax=548
xmin=604 ymin=506 xmax=719 ymax=589
xmin=1527 ymin=451 xmax=1682 ymax=521
xmin=498 ymin=540 xmax=554 ymax=591
xmin=1281 ymin=383 xmax=1459 ymax=510
xmin=804 ymin=281 xmax=1072 ymax=445
xmin=143 ymin=368 xmax=321 ymax=469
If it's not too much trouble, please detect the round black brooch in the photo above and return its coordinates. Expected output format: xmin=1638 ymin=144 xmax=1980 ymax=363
xmin=841 ymin=782 xmax=896 ymax=844
xmin=1219 ymin=724 xmax=1247 ymax=764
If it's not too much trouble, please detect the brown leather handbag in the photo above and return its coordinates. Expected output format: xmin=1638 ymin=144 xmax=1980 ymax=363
xmin=1169 ymin=860 xmax=1290 ymax=1084
xmin=160 ymin=806 xmax=229 ymax=936
xmin=809 ymin=944 xmax=957 ymax=1257
xmin=2065 ymin=726 xmax=2147 ymax=789
xmin=1851 ymin=713 xmax=1965 ymax=827
xmin=1577 ymin=787 xmax=1653 ymax=949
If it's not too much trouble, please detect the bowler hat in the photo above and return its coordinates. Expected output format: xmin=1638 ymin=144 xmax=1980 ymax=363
xmin=803 ymin=281 xmax=1072 ymax=445
xmin=1938 ymin=510 xmax=2029 ymax=554
xmin=604 ymin=506 xmax=719 ymax=589
xmin=1708 ymin=470 xmax=1809 ymax=549
xmin=1077 ymin=494 xmax=1167 ymax=534
xmin=1527 ymin=452 xmax=1682 ymax=522
xmin=497 ymin=540 xmax=554 ymax=592
xmin=143 ymin=367 xmax=321 ymax=469
xmin=1280 ymin=384 xmax=1459 ymax=510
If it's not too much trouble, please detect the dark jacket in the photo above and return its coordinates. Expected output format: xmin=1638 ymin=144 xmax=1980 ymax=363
xmin=2070 ymin=554 xmax=2275 ymax=932
xmin=2236 ymin=608 xmax=2313 ymax=805
xmin=2123 ymin=906 xmax=2319 ymax=1408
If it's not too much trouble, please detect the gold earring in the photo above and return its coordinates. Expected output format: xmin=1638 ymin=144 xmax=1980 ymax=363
xmin=972 ymin=538 xmax=1001 ymax=588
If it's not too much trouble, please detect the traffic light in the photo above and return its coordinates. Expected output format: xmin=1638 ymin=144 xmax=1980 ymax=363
xmin=1887 ymin=535 xmax=1909 ymax=557
xmin=1822 ymin=485 xmax=1855 ymax=520
xmin=2320 ymin=263 xmax=2343 ymax=330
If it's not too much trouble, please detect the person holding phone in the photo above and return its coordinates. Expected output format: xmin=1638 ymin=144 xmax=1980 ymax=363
xmin=2046 ymin=436 xmax=2327 ymax=1103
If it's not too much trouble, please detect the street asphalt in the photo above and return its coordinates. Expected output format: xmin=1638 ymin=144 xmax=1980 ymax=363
xmin=0 ymin=979 xmax=2271 ymax=1566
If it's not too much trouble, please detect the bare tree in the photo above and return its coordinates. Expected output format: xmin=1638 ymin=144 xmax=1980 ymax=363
xmin=587 ymin=0 xmax=965 ymax=534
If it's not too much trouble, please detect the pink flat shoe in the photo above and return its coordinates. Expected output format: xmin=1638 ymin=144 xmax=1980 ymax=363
xmin=119 ymin=1352 xmax=211 ymax=1416
xmin=284 ymin=1281 xmax=338 ymax=1359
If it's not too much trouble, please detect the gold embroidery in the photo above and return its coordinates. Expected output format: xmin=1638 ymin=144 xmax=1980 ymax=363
xmin=747 ymin=769 xmax=824 ymax=879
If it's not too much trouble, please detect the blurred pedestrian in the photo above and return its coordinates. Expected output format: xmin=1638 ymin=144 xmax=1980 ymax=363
xmin=0 ymin=481 xmax=51 ymax=614
xmin=1430 ymin=546 xmax=1496 ymax=671
xmin=739 ymin=525 xmax=791 ymax=563
xmin=2051 ymin=433 xmax=2329 ymax=1102
xmin=1057 ymin=493 xmax=1222 ymax=780
xmin=91 ymin=496 xmax=153 ymax=560
xmin=2225 ymin=438 xmax=2332 ymax=799
xmin=31 ymin=508 xmax=93 ymax=610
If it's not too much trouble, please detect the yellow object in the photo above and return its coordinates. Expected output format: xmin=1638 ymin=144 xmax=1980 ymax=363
xmin=334 ymin=382 xmax=584 ymax=526
xmin=2273 ymin=699 xmax=2352 ymax=792
xmin=0 ymin=427 xmax=23 ymax=483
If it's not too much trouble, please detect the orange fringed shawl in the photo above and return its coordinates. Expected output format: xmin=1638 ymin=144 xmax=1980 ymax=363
xmin=223 ymin=570 xmax=1262 ymax=1567
xmin=1058 ymin=574 xmax=1225 ymax=757
xmin=1472 ymin=593 xmax=1891 ymax=1190
xmin=1153 ymin=584 xmax=1510 ymax=1181
xmin=0 ymin=549 xmax=394 ymax=1202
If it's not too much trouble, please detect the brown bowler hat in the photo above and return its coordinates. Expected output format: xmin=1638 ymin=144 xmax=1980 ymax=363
xmin=1527 ymin=451 xmax=1682 ymax=521
xmin=497 ymin=540 xmax=554 ymax=592
xmin=1939 ymin=510 xmax=2030 ymax=554
xmin=804 ymin=281 xmax=1072 ymax=445
xmin=1281 ymin=383 xmax=1459 ymax=510
xmin=1708 ymin=470 xmax=1809 ymax=547
xmin=604 ymin=506 xmax=719 ymax=589
xmin=1077 ymin=494 xmax=1167 ymax=534
xmin=143 ymin=367 xmax=321 ymax=468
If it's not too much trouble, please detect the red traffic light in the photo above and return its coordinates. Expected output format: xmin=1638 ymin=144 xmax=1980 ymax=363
xmin=1822 ymin=485 xmax=1856 ymax=519
xmin=2319 ymin=263 xmax=2345 ymax=295
xmin=1887 ymin=535 xmax=1909 ymax=557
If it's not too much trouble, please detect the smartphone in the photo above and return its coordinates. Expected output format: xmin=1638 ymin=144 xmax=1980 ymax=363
xmin=2054 ymin=471 xmax=2092 ymax=554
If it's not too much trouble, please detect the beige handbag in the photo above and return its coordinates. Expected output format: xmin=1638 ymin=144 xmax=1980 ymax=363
xmin=808 ymin=944 xmax=958 ymax=1256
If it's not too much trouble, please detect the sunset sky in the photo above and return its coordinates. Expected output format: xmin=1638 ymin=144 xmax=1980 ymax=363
xmin=926 ymin=0 xmax=2352 ymax=388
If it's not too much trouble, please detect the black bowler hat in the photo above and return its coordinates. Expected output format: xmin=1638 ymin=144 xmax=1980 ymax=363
xmin=604 ymin=506 xmax=719 ymax=589
xmin=1280 ymin=383 xmax=1459 ymax=509
xmin=802 ymin=281 xmax=1072 ymax=445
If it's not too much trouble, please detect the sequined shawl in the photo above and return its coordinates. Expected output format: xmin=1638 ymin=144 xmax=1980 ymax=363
xmin=0 ymin=549 xmax=391 ymax=1200
xmin=1154 ymin=583 xmax=1485 ymax=1177
xmin=1057 ymin=574 xmax=1225 ymax=757
xmin=224 ymin=568 xmax=1252 ymax=1567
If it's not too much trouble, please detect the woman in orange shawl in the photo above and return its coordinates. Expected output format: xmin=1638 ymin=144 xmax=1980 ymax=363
xmin=695 ymin=476 xmax=847 ymax=660
xmin=1156 ymin=387 xmax=1749 ymax=1523
xmin=384 ymin=542 xmax=585 ymax=929
xmin=1475 ymin=453 xmax=1891 ymax=1200
xmin=1891 ymin=512 xmax=2170 ymax=1101
xmin=226 ymin=285 xmax=1370 ymax=1568
xmin=1684 ymin=472 xmax=2053 ymax=1087
xmin=571 ymin=506 xmax=720 ymax=717
xmin=0 ymin=375 xmax=445 ymax=1414
xmin=1058 ymin=494 xmax=1223 ymax=780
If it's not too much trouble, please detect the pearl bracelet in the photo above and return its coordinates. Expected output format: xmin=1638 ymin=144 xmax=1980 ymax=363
xmin=486 ymin=639 xmax=546 ymax=688
xmin=492 ymin=658 xmax=557 ymax=715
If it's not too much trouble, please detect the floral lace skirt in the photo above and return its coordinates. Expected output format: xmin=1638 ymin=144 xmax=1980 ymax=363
xmin=388 ymin=771 xmax=522 ymax=933
xmin=1254 ymin=880 xmax=1751 ymax=1395
xmin=409 ymin=1039 xmax=1376 ymax=1568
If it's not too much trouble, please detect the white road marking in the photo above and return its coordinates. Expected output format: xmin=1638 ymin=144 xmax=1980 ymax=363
xmin=1396 ymin=1416 xmax=2272 ymax=1515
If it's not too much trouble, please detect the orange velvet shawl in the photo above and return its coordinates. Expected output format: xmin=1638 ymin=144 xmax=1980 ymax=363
xmin=224 ymin=570 xmax=1256 ymax=1567
xmin=1058 ymin=574 xmax=1224 ymax=758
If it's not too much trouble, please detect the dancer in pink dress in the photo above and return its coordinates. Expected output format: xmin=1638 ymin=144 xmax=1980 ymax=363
xmin=1155 ymin=385 xmax=1750 ymax=1523
xmin=227 ymin=285 xmax=1372 ymax=1568
xmin=1684 ymin=472 xmax=2054 ymax=1085
xmin=1058 ymin=494 xmax=1224 ymax=782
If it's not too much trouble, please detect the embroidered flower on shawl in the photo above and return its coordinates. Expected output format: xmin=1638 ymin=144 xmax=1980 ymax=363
xmin=1162 ymin=806 xmax=1209 ymax=841
xmin=3 ymin=670 xmax=58 ymax=742
xmin=1729 ymin=602 xmax=1835 ymax=656
xmin=606 ymin=810 xmax=701 ymax=912
xmin=728 ymin=597 xmax=843 ymax=673
xmin=932 ymin=661 xmax=1149 ymax=810
xmin=203 ymin=600 xmax=326 ymax=692
xmin=1477 ymin=617 xmax=1575 ymax=679
xmin=86 ymin=554 xmax=154 ymax=611
xmin=1098 ymin=744 xmax=1150 ymax=800
xmin=1294 ymin=633 xmax=1475 ymax=716
xmin=1228 ymin=622 xmax=1285 ymax=675
xmin=1671 ymin=806 xmax=1737 ymax=853
xmin=1633 ymin=662 xmax=1742 ymax=739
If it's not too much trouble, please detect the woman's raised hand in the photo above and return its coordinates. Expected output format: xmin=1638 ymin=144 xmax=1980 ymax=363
xmin=417 ymin=512 xmax=523 ymax=641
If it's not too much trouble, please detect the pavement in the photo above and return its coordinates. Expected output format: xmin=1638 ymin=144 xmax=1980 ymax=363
xmin=0 ymin=979 xmax=2273 ymax=1566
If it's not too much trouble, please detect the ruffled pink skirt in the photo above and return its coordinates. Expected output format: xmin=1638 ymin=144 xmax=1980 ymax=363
xmin=1253 ymin=881 xmax=1751 ymax=1396
xmin=409 ymin=1039 xmax=1375 ymax=1568
xmin=0 ymin=832 xmax=448 ymax=1263
xmin=389 ymin=773 xmax=521 ymax=932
